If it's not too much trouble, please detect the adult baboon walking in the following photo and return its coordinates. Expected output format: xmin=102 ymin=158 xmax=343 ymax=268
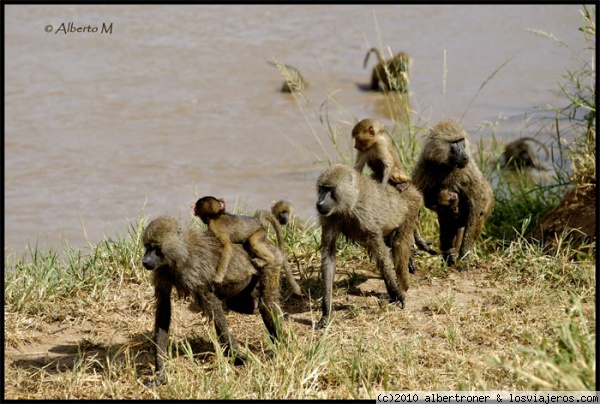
xmin=364 ymin=48 xmax=411 ymax=92
xmin=412 ymin=120 xmax=494 ymax=266
xmin=141 ymin=216 xmax=283 ymax=386
xmin=351 ymin=118 xmax=436 ymax=257
xmin=315 ymin=164 xmax=422 ymax=328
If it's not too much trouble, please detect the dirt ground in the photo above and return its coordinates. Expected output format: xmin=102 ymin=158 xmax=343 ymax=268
xmin=4 ymin=259 xmax=497 ymax=384
xmin=5 ymin=185 xmax=595 ymax=396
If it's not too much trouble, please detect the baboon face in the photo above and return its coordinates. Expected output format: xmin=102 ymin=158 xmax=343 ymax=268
xmin=316 ymin=164 xmax=358 ymax=217
xmin=277 ymin=210 xmax=290 ymax=225
xmin=142 ymin=245 xmax=163 ymax=271
xmin=351 ymin=119 xmax=381 ymax=151
xmin=425 ymin=121 xmax=470 ymax=169
xmin=436 ymin=189 xmax=459 ymax=211
xmin=141 ymin=216 xmax=187 ymax=272
xmin=444 ymin=139 xmax=469 ymax=169
xmin=442 ymin=190 xmax=458 ymax=206
xmin=316 ymin=185 xmax=336 ymax=216
xmin=271 ymin=200 xmax=293 ymax=225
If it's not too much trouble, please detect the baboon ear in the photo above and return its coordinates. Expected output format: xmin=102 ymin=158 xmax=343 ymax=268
xmin=397 ymin=182 xmax=409 ymax=192
xmin=368 ymin=125 xmax=376 ymax=136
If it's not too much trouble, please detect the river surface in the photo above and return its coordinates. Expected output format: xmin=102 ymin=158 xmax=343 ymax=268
xmin=4 ymin=4 xmax=590 ymax=255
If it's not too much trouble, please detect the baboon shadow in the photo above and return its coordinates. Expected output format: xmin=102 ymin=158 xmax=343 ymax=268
xmin=10 ymin=332 xmax=156 ymax=377
xmin=279 ymin=291 xmax=312 ymax=315
xmin=356 ymin=82 xmax=377 ymax=92
xmin=8 ymin=331 xmax=248 ymax=381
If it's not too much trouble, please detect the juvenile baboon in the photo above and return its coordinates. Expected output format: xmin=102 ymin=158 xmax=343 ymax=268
xmin=271 ymin=200 xmax=294 ymax=226
xmin=363 ymin=48 xmax=411 ymax=92
xmin=141 ymin=216 xmax=283 ymax=386
xmin=433 ymin=189 xmax=460 ymax=214
xmin=500 ymin=137 xmax=549 ymax=170
xmin=432 ymin=189 xmax=464 ymax=253
xmin=268 ymin=61 xmax=309 ymax=93
xmin=412 ymin=120 xmax=494 ymax=266
xmin=352 ymin=118 xmax=411 ymax=192
xmin=351 ymin=118 xmax=434 ymax=258
xmin=315 ymin=164 xmax=422 ymax=328
xmin=193 ymin=196 xmax=304 ymax=296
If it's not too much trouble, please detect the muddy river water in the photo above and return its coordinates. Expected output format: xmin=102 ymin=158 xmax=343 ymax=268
xmin=4 ymin=4 xmax=590 ymax=255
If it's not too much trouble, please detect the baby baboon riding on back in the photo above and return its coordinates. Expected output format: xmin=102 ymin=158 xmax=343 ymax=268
xmin=352 ymin=118 xmax=437 ymax=257
xmin=141 ymin=216 xmax=283 ymax=386
xmin=193 ymin=196 xmax=303 ymax=296
xmin=352 ymin=118 xmax=411 ymax=192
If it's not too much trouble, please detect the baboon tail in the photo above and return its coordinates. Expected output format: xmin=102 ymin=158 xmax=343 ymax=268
xmin=363 ymin=47 xmax=385 ymax=68
xmin=256 ymin=210 xmax=286 ymax=251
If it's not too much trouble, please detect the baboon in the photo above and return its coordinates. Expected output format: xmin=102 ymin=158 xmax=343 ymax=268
xmin=193 ymin=196 xmax=304 ymax=296
xmin=271 ymin=200 xmax=293 ymax=226
xmin=352 ymin=118 xmax=411 ymax=192
xmin=351 ymin=118 xmax=435 ymax=258
xmin=433 ymin=189 xmax=460 ymax=214
xmin=432 ymin=189 xmax=464 ymax=253
xmin=500 ymin=137 xmax=549 ymax=170
xmin=141 ymin=216 xmax=283 ymax=386
xmin=364 ymin=48 xmax=411 ymax=92
xmin=315 ymin=164 xmax=422 ymax=328
xmin=412 ymin=120 xmax=494 ymax=266
xmin=268 ymin=61 xmax=309 ymax=93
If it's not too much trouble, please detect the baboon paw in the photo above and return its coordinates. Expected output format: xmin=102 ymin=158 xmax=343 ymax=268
xmin=251 ymin=258 xmax=268 ymax=268
xmin=443 ymin=249 xmax=458 ymax=266
xmin=230 ymin=352 xmax=247 ymax=366
xmin=144 ymin=374 xmax=165 ymax=388
xmin=314 ymin=317 xmax=330 ymax=329
xmin=213 ymin=273 xmax=226 ymax=283
xmin=384 ymin=294 xmax=405 ymax=309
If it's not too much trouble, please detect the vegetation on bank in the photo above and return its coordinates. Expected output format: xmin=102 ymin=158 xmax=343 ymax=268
xmin=4 ymin=6 xmax=595 ymax=399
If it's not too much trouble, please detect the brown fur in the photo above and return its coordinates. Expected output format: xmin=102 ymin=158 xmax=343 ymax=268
xmin=315 ymin=164 xmax=422 ymax=327
xmin=352 ymin=118 xmax=436 ymax=258
xmin=412 ymin=120 xmax=494 ymax=267
xmin=363 ymin=48 xmax=411 ymax=92
xmin=141 ymin=215 xmax=282 ymax=386
xmin=352 ymin=118 xmax=411 ymax=192
xmin=271 ymin=200 xmax=294 ymax=226
xmin=194 ymin=196 xmax=303 ymax=296
xmin=434 ymin=189 xmax=460 ymax=214
xmin=268 ymin=61 xmax=309 ymax=93
xmin=501 ymin=137 xmax=549 ymax=170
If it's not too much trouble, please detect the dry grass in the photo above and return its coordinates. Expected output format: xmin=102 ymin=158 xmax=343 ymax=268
xmin=4 ymin=218 xmax=596 ymax=398
xmin=4 ymin=6 xmax=595 ymax=399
